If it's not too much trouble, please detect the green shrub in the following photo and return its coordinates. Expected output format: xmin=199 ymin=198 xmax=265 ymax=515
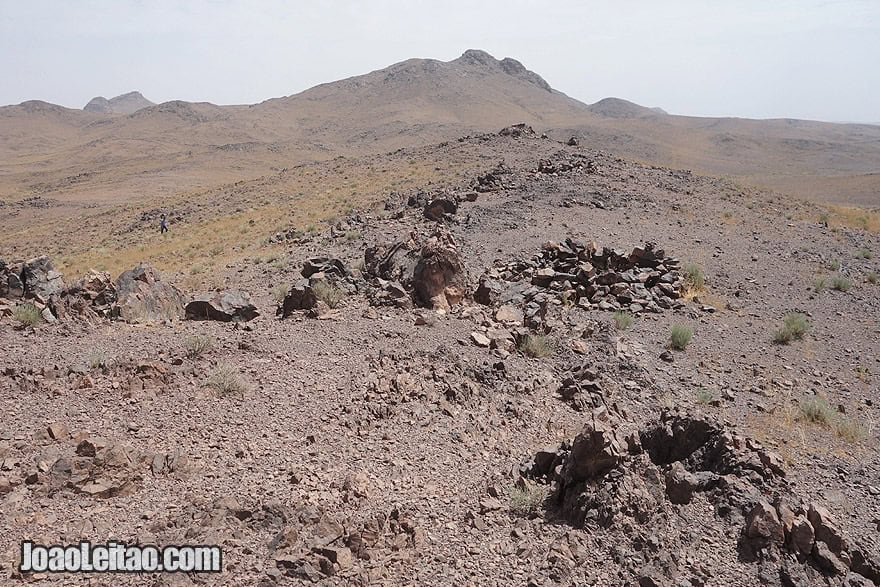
xmin=613 ymin=311 xmax=633 ymax=331
xmin=773 ymin=312 xmax=809 ymax=345
xmin=185 ymin=334 xmax=215 ymax=359
xmin=831 ymin=275 xmax=852 ymax=292
xmin=799 ymin=396 xmax=834 ymax=425
xmin=86 ymin=350 xmax=109 ymax=369
xmin=311 ymin=281 xmax=345 ymax=308
xmin=867 ymin=272 xmax=878 ymax=285
xmin=345 ymin=230 xmax=362 ymax=241
xmin=813 ymin=277 xmax=827 ymax=293
xmin=696 ymin=388 xmax=713 ymax=405
xmin=857 ymin=249 xmax=873 ymax=259
xmin=509 ymin=484 xmax=547 ymax=516
xmin=518 ymin=334 xmax=553 ymax=358
xmin=799 ymin=396 xmax=867 ymax=443
xmin=834 ymin=417 xmax=867 ymax=443
xmin=206 ymin=364 xmax=248 ymax=394
xmin=669 ymin=324 xmax=693 ymax=350
xmin=683 ymin=263 xmax=705 ymax=290
xmin=12 ymin=303 xmax=42 ymax=326
xmin=827 ymin=259 xmax=841 ymax=271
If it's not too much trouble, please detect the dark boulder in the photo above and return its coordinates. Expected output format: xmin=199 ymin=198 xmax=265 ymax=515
xmin=278 ymin=280 xmax=317 ymax=318
xmin=114 ymin=264 xmax=186 ymax=323
xmin=21 ymin=256 xmax=65 ymax=298
xmin=186 ymin=290 xmax=259 ymax=322
xmin=302 ymin=257 xmax=347 ymax=280
xmin=423 ymin=198 xmax=457 ymax=222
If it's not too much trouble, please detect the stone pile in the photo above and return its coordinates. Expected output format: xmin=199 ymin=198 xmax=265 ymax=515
xmin=478 ymin=239 xmax=684 ymax=317
xmin=48 ymin=270 xmax=117 ymax=322
xmin=536 ymin=154 xmax=597 ymax=175
xmin=473 ymin=161 xmax=512 ymax=193
xmin=498 ymin=123 xmax=535 ymax=137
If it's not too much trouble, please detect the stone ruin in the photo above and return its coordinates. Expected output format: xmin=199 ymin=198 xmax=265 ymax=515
xmin=477 ymin=239 xmax=684 ymax=321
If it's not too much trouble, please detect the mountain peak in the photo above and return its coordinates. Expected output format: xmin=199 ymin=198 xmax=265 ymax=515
xmin=84 ymin=91 xmax=155 ymax=115
xmin=452 ymin=49 xmax=552 ymax=92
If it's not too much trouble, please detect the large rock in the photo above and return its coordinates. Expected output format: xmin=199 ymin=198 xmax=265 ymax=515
xmin=561 ymin=408 xmax=624 ymax=483
xmin=278 ymin=280 xmax=317 ymax=318
xmin=423 ymin=198 xmax=457 ymax=221
xmin=21 ymin=256 xmax=65 ymax=298
xmin=808 ymin=503 xmax=848 ymax=554
xmin=186 ymin=290 xmax=259 ymax=322
xmin=302 ymin=257 xmax=347 ymax=280
xmin=412 ymin=229 xmax=468 ymax=310
xmin=746 ymin=500 xmax=785 ymax=545
xmin=114 ymin=264 xmax=186 ymax=323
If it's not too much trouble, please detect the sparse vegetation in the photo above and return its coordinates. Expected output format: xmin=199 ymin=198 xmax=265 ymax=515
xmin=696 ymin=388 xmax=713 ymax=405
xmin=773 ymin=312 xmax=809 ymax=345
xmin=831 ymin=275 xmax=852 ymax=292
xmin=86 ymin=350 xmax=109 ymax=369
xmin=509 ymin=484 xmax=547 ymax=516
xmin=799 ymin=396 xmax=835 ymax=426
xmin=518 ymin=334 xmax=553 ymax=358
xmin=827 ymin=259 xmax=841 ymax=271
xmin=683 ymin=262 xmax=705 ymax=290
xmin=799 ymin=396 xmax=868 ymax=442
xmin=855 ymin=366 xmax=871 ymax=383
xmin=271 ymin=283 xmax=289 ymax=304
xmin=813 ymin=277 xmax=827 ymax=292
xmin=834 ymin=417 xmax=868 ymax=443
xmin=613 ymin=311 xmax=633 ymax=331
xmin=868 ymin=272 xmax=878 ymax=284
xmin=206 ymin=364 xmax=248 ymax=395
xmin=857 ymin=248 xmax=872 ymax=259
xmin=185 ymin=334 xmax=215 ymax=359
xmin=12 ymin=303 xmax=42 ymax=326
xmin=669 ymin=324 xmax=693 ymax=350
xmin=311 ymin=281 xmax=345 ymax=308
xmin=345 ymin=230 xmax=362 ymax=241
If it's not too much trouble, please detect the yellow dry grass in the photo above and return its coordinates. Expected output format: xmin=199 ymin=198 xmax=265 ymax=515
xmin=7 ymin=155 xmax=472 ymax=281
xmin=819 ymin=205 xmax=880 ymax=233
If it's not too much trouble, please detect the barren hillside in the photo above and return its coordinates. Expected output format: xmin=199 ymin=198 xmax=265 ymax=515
xmin=1 ymin=50 xmax=878 ymax=211
xmin=1 ymin=131 xmax=878 ymax=586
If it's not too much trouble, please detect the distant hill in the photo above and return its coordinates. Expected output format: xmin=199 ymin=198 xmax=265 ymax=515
xmin=586 ymin=97 xmax=664 ymax=119
xmin=83 ymin=91 xmax=154 ymax=115
xmin=0 ymin=50 xmax=878 ymax=206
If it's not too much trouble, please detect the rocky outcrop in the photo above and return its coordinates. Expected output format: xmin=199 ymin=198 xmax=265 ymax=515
xmin=412 ymin=229 xmax=468 ymax=310
xmin=83 ymin=91 xmax=154 ymax=115
xmin=0 ymin=256 xmax=64 ymax=300
xmin=186 ymin=290 xmax=259 ymax=322
xmin=114 ymin=264 xmax=186 ymax=323
xmin=522 ymin=410 xmax=878 ymax=585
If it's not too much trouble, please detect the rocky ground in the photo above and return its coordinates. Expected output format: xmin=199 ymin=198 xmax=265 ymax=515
xmin=1 ymin=130 xmax=879 ymax=586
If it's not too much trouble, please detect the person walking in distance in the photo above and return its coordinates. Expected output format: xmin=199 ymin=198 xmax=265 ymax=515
xmin=160 ymin=213 xmax=169 ymax=234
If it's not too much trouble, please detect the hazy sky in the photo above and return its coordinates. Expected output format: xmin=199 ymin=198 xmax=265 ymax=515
xmin=2 ymin=0 xmax=878 ymax=122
